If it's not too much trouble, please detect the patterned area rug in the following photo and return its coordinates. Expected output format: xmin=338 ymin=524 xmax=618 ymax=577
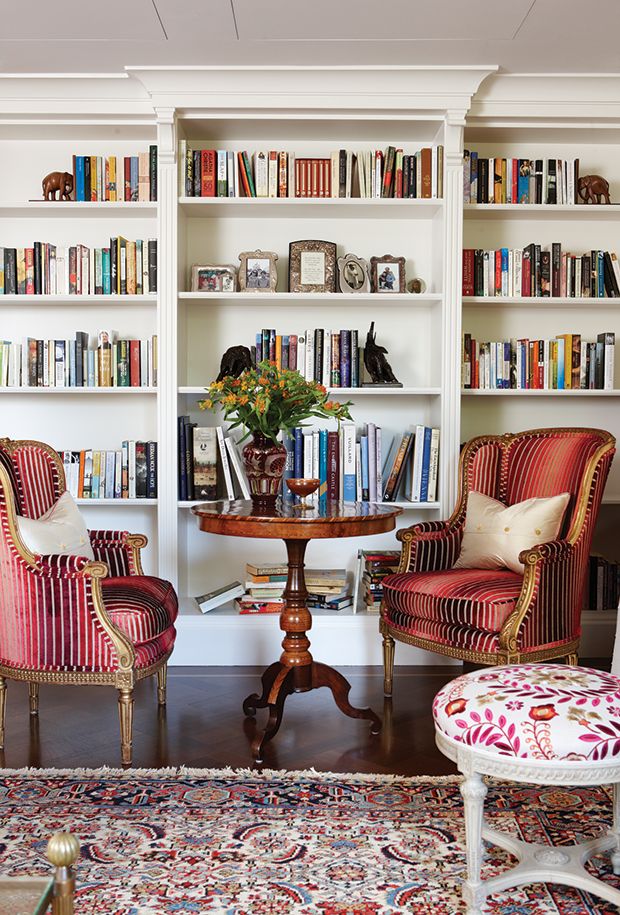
xmin=1 ymin=768 xmax=620 ymax=914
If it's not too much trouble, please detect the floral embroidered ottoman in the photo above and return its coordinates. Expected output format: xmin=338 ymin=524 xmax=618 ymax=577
xmin=433 ymin=664 xmax=620 ymax=915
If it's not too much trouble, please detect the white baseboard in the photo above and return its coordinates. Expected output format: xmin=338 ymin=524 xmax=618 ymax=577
xmin=170 ymin=610 xmax=617 ymax=667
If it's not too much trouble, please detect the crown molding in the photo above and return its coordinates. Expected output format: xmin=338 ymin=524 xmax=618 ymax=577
xmin=469 ymin=73 xmax=620 ymax=124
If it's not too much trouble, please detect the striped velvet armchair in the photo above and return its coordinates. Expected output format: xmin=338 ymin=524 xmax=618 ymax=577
xmin=380 ymin=428 xmax=615 ymax=695
xmin=0 ymin=438 xmax=178 ymax=765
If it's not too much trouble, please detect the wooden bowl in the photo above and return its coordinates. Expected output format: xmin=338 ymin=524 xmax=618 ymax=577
xmin=286 ymin=478 xmax=320 ymax=499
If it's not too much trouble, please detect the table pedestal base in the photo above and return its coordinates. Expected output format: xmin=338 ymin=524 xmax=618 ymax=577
xmin=243 ymin=661 xmax=382 ymax=763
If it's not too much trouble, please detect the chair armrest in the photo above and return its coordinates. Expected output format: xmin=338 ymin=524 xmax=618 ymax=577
xmin=519 ymin=539 xmax=574 ymax=566
xmin=34 ymin=553 xmax=97 ymax=577
xmin=89 ymin=529 xmax=147 ymax=576
xmin=397 ymin=520 xmax=464 ymax=573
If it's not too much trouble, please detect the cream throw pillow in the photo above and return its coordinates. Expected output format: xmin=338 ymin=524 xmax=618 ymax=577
xmin=16 ymin=491 xmax=95 ymax=560
xmin=454 ymin=490 xmax=571 ymax=574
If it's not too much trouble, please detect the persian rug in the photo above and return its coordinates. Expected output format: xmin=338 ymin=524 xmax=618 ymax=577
xmin=1 ymin=768 xmax=620 ymax=915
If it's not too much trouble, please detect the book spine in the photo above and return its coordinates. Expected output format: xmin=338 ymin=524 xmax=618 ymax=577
xmin=327 ymin=430 xmax=339 ymax=500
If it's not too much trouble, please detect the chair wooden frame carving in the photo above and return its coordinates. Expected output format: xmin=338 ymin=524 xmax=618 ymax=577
xmin=380 ymin=428 xmax=616 ymax=695
xmin=0 ymin=438 xmax=177 ymax=765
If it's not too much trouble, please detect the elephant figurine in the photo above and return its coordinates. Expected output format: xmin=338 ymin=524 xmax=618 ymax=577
xmin=216 ymin=345 xmax=253 ymax=382
xmin=42 ymin=171 xmax=74 ymax=202
xmin=577 ymin=174 xmax=611 ymax=205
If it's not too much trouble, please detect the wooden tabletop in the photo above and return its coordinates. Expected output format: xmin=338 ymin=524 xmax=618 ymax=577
xmin=192 ymin=499 xmax=402 ymax=540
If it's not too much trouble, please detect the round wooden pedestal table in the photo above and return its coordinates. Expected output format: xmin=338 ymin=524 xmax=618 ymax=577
xmin=192 ymin=499 xmax=402 ymax=762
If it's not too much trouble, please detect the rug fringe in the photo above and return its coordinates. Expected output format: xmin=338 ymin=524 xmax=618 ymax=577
xmin=0 ymin=765 xmax=462 ymax=784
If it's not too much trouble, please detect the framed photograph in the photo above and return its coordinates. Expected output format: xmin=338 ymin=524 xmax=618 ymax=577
xmin=337 ymin=253 xmax=370 ymax=293
xmin=238 ymin=249 xmax=278 ymax=292
xmin=191 ymin=264 xmax=237 ymax=293
xmin=370 ymin=255 xmax=406 ymax=294
xmin=289 ymin=240 xmax=337 ymax=293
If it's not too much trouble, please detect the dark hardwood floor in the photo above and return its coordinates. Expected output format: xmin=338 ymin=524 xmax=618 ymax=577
xmin=0 ymin=662 xmax=606 ymax=775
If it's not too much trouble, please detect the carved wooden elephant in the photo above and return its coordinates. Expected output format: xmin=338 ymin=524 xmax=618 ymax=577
xmin=577 ymin=174 xmax=611 ymax=205
xmin=42 ymin=171 xmax=74 ymax=202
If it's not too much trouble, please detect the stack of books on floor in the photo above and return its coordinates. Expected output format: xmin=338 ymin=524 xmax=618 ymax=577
xmin=282 ymin=422 xmax=439 ymax=504
xmin=237 ymin=564 xmax=352 ymax=613
xmin=353 ymin=549 xmax=401 ymax=613
xmin=586 ymin=555 xmax=620 ymax=612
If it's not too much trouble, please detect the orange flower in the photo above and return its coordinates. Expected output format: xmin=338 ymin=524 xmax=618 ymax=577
xmin=223 ymin=393 xmax=237 ymax=405
xmin=231 ymin=378 xmax=241 ymax=388
xmin=316 ymin=384 xmax=327 ymax=395
xmin=445 ymin=698 xmax=467 ymax=717
xmin=199 ymin=398 xmax=213 ymax=410
xmin=529 ymin=704 xmax=558 ymax=722
xmin=238 ymin=395 xmax=249 ymax=405
xmin=258 ymin=375 xmax=270 ymax=385
xmin=324 ymin=401 xmax=336 ymax=411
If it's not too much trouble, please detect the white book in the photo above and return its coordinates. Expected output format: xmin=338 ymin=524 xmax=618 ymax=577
xmin=567 ymin=158 xmax=575 ymax=206
xmin=141 ymin=340 xmax=148 ymax=386
xmin=287 ymin=153 xmax=295 ymax=198
xmin=114 ymin=450 xmax=123 ymax=498
xmin=557 ymin=159 xmax=563 ymax=204
xmin=128 ymin=440 xmax=136 ymax=498
xmin=330 ymin=152 xmax=339 ymax=198
xmin=427 ymin=428 xmax=440 ymax=503
xmin=346 ymin=151 xmax=353 ymax=198
xmin=98 ymin=449 xmax=106 ymax=499
xmin=357 ymin=151 xmax=365 ymax=198
xmin=508 ymin=249 xmax=514 ymax=297
xmin=580 ymin=341 xmax=588 ymax=389
xmin=483 ymin=251 xmax=490 ymax=296
xmin=225 ymin=436 xmax=251 ymax=500
xmin=217 ymin=150 xmax=227 ymax=195
xmin=65 ymin=337 xmax=71 ymax=386
xmin=355 ymin=442 xmax=362 ymax=502
xmin=254 ymin=151 xmax=268 ymax=197
xmin=322 ymin=329 xmax=331 ymax=388
xmin=342 ymin=422 xmax=356 ymax=503
xmin=514 ymin=249 xmax=522 ymax=297
xmin=195 ymin=581 xmax=244 ymax=614
xmin=62 ymin=451 xmax=71 ymax=492
xmin=367 ymin=423 xmax=377 ymax=502
xmin=374 ymin=153 xmax=381 ymax=199
xmin=542 ymin=158 xmax=548 ymax=204
xmin=178 ymin=139 xmax=187 ymax=196
xmin=311 ymin=430 xmax=320 ymax=504
xmin=339 ymin=430 xmax=344 ymax=501
xmin=431 ymin=145 xmax=438 ymax=199
xmin=227 ymin=150 xmax=235 ymax=197
xmin=410 ymin=425 xmax=425 ymax=502
xmin=304 ymin=328 xmax=314 ymax=382
xmin=611 ymin=253 xmax=620 ymax=293
xmin=105 ymin=450 xmax=116 ymax=499
xmin=575 ymin=258 xmax=582 ymax=298
xmin=303 ymin=431 xmax=313 ymax=481
xmin=21 ymin=337 xmax=29 ymax=387
xmin=603 ymin=334 xmax=615 ymax=390
xmin=375 ymin=426 xmax=382 ymax=502
xmin=297 ymin=333 xmax=305 ymax=379
xmin=268 ymin=151 xmax=278 ymax=198
xmin=216 ymin=426 xmax=235 ymax=500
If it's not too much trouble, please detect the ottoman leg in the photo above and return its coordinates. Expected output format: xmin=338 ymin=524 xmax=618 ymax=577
xmin=460 ymin=772 xmax=488 ymax=914
xmin=612 ymin=783 xmax=620 ymax=876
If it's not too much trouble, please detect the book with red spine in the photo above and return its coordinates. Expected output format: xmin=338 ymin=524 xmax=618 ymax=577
xmin=201 ymin=149 xmax=216 ymax=197
xmin=420 ymin=147 xmax=432 ymax=198
xmin=129 ymin=340 xmax=141 ymax=387
xmin=494 ymin=250 xmax=502 ymax=296
xmin=124 ymin=157 xmax=131 ymax=202
xmin=278 ymin=151 xmax=288 ymax=197
xmin=462 ymin=249 xmax=475 ymax=297
xmin=381 ymin=146 xmax=396 ymax=198
xmin=25 ymin=248 xmax=34 ymax=294
xmin=394 ymin=149 xmax=403 ymax=199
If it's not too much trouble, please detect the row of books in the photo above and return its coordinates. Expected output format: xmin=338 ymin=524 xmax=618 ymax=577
xmin=253 ymin=328 xmax=367 ymax=388
xmin=463 ymin=245 xmax=620 ymax=299
xmin=0 ymin=333 xmax=158 ymax=388
xmin=71 ymin=149 xmax=157 ymax=202
xmin=281 ymin=423 xmax=439 ymax=504
xmin=463 ymin=154 xmax=581 ymax=205
xmin=0 ymin=239 xmax=158 ymax=296
xmin=586 ymin=555 xmax=620 ymax=612
xmin=462 ymin=333 xmax=615 ymax=391
xmin=179 ymin=144 xmax=444 ymax=199
xmin=60 ymin=442 xmax=157 ymax=500
xmin=353 ymin=549 xmax=400 ymax=613
xmin=178 ymin=419 xmax=250 ymax=502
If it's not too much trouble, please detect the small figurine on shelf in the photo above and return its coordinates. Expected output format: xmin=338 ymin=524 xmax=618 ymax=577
xmin=577 ymin=175 xmax=611 ymax=205
xmin=41 ymin=171 xmax=74 ymax=202
xmin=363 ymin=322 xmax=402 ymax=387
xmin=216 ymin=345 xmax=253 ymax=382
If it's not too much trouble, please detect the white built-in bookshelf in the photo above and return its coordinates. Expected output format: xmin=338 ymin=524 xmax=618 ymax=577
xmin=2 ymin=67 xmax=620 ymax=664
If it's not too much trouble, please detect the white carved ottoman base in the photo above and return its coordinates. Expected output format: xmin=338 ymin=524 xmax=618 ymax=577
xmin=433 ymin=665 xmax=620 ymax=914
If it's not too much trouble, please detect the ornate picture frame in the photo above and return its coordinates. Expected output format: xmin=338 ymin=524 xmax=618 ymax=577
xmin=370 ymin=255 xmax=406 ymax=293
xmin=337 ymin=253 xmax=370 ymax=294
xmin=190 ymin=264 xmax=237 ymax=293
xmin=238 ymin=249 xmax=278 ymax=292
xmin=289 ymin=240 xmax=337 ymax=293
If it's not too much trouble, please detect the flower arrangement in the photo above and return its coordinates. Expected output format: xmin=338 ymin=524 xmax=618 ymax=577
xmin=199 ymin=360 xmax=353 ymax=442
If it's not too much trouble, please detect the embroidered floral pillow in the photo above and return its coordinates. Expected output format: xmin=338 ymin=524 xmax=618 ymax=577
xmin=454 ymin=490 xmax=570 ymax=574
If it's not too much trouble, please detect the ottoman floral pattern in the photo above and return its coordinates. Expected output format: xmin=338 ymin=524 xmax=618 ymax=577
xmin=433 ymin=664 xmax=620 ymax=762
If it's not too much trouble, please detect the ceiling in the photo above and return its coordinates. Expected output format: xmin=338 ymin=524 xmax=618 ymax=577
xmin=1 ymin=0 xmax=620 ymax=74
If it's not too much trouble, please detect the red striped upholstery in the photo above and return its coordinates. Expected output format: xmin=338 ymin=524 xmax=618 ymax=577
xmin=387 ymin=429 xmax=615 ymax=662
xmin=0 ymin=439 xmax=177 ymax=675
xmin=383 ymin=569 xmax=522 ymax=631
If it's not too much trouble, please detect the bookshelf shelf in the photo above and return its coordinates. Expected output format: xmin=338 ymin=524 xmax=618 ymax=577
xmin=76 ymin=498 xmax=158 ymax=506
xmin=0 ymin=387 xmax=157 ymax=395
xmin=0 ymin=294 xmax=157 ymax=306
xmin=179 ymin=291 xmax=442 ymax=306
xmin=177 ymin=386 xmax=442 ymax=397
xmin=464 ymin=203 xmax=620 ymax=221
xmin=0 ymin=202 xmax=157 ymax=218
xmin=463 ymin=296 xmax=619 ymax=309
xmin=179 ymin=196 xmax=443 ymax=219
xmin=461 ymin=389 xmax=620 ymax=397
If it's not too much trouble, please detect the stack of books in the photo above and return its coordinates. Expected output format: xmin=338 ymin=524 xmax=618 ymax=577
xmin=61 ymin=442 xmax=157 ymax=500
xmin=462 ymin=332 xmax=615 ymax=391
xmin=178 ymin=420 xmax=250 ymax=501
xmin=239 ymin=564 xmax=352 ymax=613
xmin=0 ymin=239 xmax=157 ymax=296
xmin=353 ymin=549 xmax=401 ymax=613
xmin=463 ymin=244 xmax=620 ymax=299
xmin=0 ymin=331 xmax=157 ymax=388
xmin=463 ymin=153 xmax=579 ymax=205
xmin=179 ymin=143 xmax=444 ymax=199
xmin=72 ymin=148 xmax=157 ymax=202
xmin=586 ymin=555 xmax=620 ymax=612
xmin=281 ymin=423 xmax=440 ymax=505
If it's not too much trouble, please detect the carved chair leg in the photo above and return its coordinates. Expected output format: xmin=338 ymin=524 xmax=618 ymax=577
xmin=29 ymin=682 xmax=39 ymax=716
xmin=382 ymin=632 xmax=395 ymax=697
xmin=0 ymin=676 xmax=6 ymax=748
xmin=612 ymin=783 xmax=620 ymax=875
xmin=460 ymin=772 xmax=488 ymax=915
xmin=157 ymin=664 xmax=168 ymax=706
xmin=565 ymin=652 xmax=579 ymax=666
xmin=118 ymin=688 xmax=134 ymax=767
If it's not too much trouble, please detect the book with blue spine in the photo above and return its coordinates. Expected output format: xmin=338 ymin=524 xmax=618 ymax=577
xmin=350 ymin=330 xmax=359 ymax=387
xmin=293 ymin=427 xmax=303 ymax=480
xmin=419 ymin=426 xmax=433 ymax=501
xmin=255 ymin=332 xmax=263 ymax=363
xmin=318 ymin=429 xmax=328 ymax=505
xmin=517 ymin=159 xmax=530 ymax=203
xmin=340 ymin=330 xmax=351 ymax=387
xmin=556 ymin=337 xmax=565 ymax=389
xmin=75 ymin=157 xmax=85 ymax=201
